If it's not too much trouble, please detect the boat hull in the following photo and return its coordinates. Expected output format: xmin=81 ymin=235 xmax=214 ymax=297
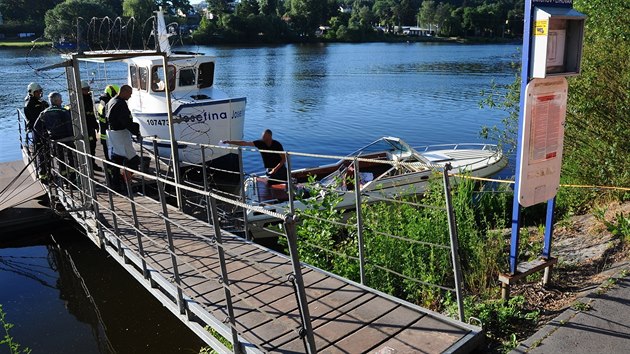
xmin=133 ymin=98 xmax=246 ymax=165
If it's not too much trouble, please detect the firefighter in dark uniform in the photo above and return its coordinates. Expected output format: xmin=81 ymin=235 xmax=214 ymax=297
xmin=24 ymin=83 xmax=50 ymax=174
xmin=80 ymin=80 xmax=102 ymax=171
xmin=96 ymin=84 xmax=119 ymax=161
xmin=24 ymin=82 xmax=49 ymax=131
xmin=33 ymin=92 xmax=76 ymax=183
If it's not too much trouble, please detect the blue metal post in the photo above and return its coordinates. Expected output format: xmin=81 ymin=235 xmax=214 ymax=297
xmin=509 ymin=0 xmax=534 ymax=275
xmin=542 ymin=197 xmax=556 ymax=259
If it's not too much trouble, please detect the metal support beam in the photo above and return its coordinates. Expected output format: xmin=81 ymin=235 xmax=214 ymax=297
xmin=353 ymin=158 xmax=366 ymax=285
xmin=161 ymin=53 xmax=184 ymax=210
xmin=283 ymin=216 xmax=316 ymax=354
xmin=207 ymin=195 xmax=242 ymax=354
xmin=509 ymin=0 xmax=535 ymax=275
xmin=443 ymin=164 xmax=465 ymax=322
xmin=125 ymin=175 xmax=149 ymax=279
xmin=157 ymin=179 xmax=186 ymax=314
xmin=237 ymin=148 xmax=249 ymax=239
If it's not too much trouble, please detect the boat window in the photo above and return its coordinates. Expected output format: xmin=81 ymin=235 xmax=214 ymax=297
xmin=198 ymin=62 xmax=215 ymax=88
xmin=129 ymin=65 xmax=138 ymax=89
xmin=151 ymin=65 xmax=176 ymax=92
xmin=179 ymin=68 xmax=196 ymax=87
xmin=139 ymin=66 xmax=149 ymax=91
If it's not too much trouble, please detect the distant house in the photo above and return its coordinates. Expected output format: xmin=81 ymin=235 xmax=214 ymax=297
xmin=315 ymin=26 xmax=331 ymax=37
xmin=339 ymin=5 xmax=352 ymax=14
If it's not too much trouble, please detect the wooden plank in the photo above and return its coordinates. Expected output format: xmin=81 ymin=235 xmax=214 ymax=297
xmin=321 ymin=304 xmax=423 ymax=353
xmin=372 ymin=314 xmax=470 ymax=354
xmin=271 ymin=292 xmax=377 ymax=352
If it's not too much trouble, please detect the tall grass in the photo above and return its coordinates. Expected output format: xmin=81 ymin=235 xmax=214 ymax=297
xmin=287 ymin=175 xmax=516 ymax=309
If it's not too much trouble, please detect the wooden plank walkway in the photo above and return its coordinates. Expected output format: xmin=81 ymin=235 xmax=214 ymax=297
xmin=44 ymin=143 xmax=482 ymax=353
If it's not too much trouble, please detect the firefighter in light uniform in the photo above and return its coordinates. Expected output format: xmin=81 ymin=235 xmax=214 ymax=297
xmin=96 ymin=84 xmax=119 ymax=161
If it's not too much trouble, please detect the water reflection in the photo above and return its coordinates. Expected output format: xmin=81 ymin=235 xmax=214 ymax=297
xmin=0 ymin=227 xmax=204 ymax=353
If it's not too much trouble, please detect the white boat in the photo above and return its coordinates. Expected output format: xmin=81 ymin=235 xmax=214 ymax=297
xmin=76 ymin=11 xmax=246 ymax=170
xmin=244 ymin=137 xmax=508 ymax=236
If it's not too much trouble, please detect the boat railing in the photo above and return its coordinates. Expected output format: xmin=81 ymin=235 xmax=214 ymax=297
xmin=413 ymin=142 xmax=498 ymax=152
xmin=26 ymin=133 xmax=469 ymax=351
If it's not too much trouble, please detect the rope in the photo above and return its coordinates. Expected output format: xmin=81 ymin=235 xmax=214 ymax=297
xmin=451 ymin=174 xmax=630 ymax=192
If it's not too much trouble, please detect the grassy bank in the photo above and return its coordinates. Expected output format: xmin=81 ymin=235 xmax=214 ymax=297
xmin=0 ymin=40 xmax=51 ymax=48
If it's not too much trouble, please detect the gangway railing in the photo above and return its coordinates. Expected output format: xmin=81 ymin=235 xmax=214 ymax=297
xmin=20 ymin=116 xmax=469 ymax=351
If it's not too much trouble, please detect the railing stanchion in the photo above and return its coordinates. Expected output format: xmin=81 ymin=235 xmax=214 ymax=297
xmin=443 ymin=164 xmax=465 ymax=322
xmin=157 ymin=179 xmax=186 ymax=314
xmin=152 ymin=139 xmax=161 ymax=180
xmin=201 ymin=146 xmax=210 ymax=224
xmin=139 ymin=137 xmax=146 ymax=196
xmin=238 ymin=147 xmax=249 ymax=239
xmin=103 ymin=159 xmax=123 ymax=256
xmin=286 ymin=153 xmax=295 ymax=215
xmin=207 ymin=192 xmax=242 ymax=354
xmin=353 ymin=158 xmax=366 ymax=285
xmin=284 ymin=216 xmax=316 ymax=354
xmin=125 ymin=171 xmax=149 ymax=279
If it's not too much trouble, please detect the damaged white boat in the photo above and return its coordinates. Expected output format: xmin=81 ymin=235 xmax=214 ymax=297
xmin=244 ymin=137 xmax=507 ymax=237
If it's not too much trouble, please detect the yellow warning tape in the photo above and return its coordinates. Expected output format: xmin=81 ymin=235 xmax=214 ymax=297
xmin=450 ymin=174 xmax=630 ymax=192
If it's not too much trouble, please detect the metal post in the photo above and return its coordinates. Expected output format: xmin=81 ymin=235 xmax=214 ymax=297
xmin=69 ymin=56 xmax=94 ymax=200
xmin=152 ymin=139 xmax=161 ymax=180
xmin=125 ymin=172 xmax=149 ymax=279
xmin=443 ymin=164 xmax=465 ymax=322
xmin=353 ymin=158 xmax=366 ymax=285
xmin=237 ymin=147 xmax=249 ymax=240
xmin=284 ymin=216 xmax=316 ymax=354
xmin=207 ymin=194 xmax=242 ymax=354
xmin=286 ymin=153 xmax=295 ymax=215
xmin=103 ymin=158 xmax=123 ymax=256
xmin=542 ymin=197 xmax=556 ymax=286
xmin=509 ymin=0 xmax=534 ymax=275
xmin=201 ymin=146 xmax=210 ymax=224
xmin=156 ymin=179 xmax=186 ymax=314
xmin=161 ymin=54 xmax=184 ymax=210
xmin=139 ymin=137 xmax=146 ymax=196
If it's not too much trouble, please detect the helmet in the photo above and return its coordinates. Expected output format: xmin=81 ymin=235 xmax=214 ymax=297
xmin=27 ymin=82 xmax=42 ymax=92
xmin=104 ymin=84 xmax=120 ymax=97
xmin=81 ymin=80 xmax=90 ymax=89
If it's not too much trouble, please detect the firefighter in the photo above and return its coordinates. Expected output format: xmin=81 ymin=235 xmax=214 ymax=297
xmin=80 ymin=80 xmax=102 ymax=171
xmin=24 ymin=82 xmax=49 ymax=131
xmin=96 ymin=84 xmax=119 ymax=161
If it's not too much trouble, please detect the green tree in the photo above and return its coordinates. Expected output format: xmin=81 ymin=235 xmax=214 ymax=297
xmin=236 ymin=0 xmax=260 ymax=17
xmin=562 ymin=0 xmax=630 ymax=194
xmin=260 ymin=0 xmax=278 ymax=16
xmin=0 ymin=0 xmax=62 ymax=23
xmin=155 ymin=0 xmax=191 ymax=14
xmin=206 ymin=0 xmax=230 ymax=15
xmin=123 ymin=0 xmax=155 ymax=22
xmin=373 ymin=0 xmax=397 ymax=31
xmin=417 ymin=0 xmax=436 ymax=29
xmin=288 ymin=0 xmax=324 ymax=37
xmin=44 ymin=0 xmax=116 ymax=41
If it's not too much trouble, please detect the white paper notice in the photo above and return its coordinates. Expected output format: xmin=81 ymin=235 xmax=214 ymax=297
xmin=530 ymin=93 xmax=562 ymax=164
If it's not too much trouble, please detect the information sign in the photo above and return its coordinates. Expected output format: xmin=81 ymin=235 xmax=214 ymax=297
xmin=517 ymin=77 xmax=568 ymax=207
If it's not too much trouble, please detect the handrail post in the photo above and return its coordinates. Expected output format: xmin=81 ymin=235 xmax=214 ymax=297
xmin=103 ymin=158 xmax=123 ymax=256
xmin=157 ymin=179 xmax=186 ymax=314
xmin=284 ymin=215 xmax=316 ymax=354
xmin=152 ymin=138 xmax=161 ymax=180
xmin=161 ymin=53 xmax=184 ymax=211
xmin=207 ymin=192 xmax=242 ymax=354
xmin=353 ymin=158 xmax=366 ymax=285
xmin=139 ymin=136 xmax=146 ymax=196
xmin=286 ymin=153 xmax=295 ymax=215
xmin=443 ymin=164 xmax=465 ymax=322
xmin=238 ymin=147 xmax=249 ymax=239
xmin=125 ymin=172 xmax=150 ymax=279
xmin=200 ymin=146 xmax=211 ymax=224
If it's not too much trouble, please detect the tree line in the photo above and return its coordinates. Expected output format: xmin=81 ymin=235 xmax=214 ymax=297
xmin=0 ymin=0 xmax=523 ymax=43
xmin=197 ymin=0 xmax=525 ymax=43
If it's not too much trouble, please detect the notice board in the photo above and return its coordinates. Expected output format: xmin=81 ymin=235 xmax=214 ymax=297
xmin=517 ymin=77 xmax=568 ymax=207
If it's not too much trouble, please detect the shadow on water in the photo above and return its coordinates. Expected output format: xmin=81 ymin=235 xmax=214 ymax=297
xmin=0 ymin=224 xmax=204 ymax=354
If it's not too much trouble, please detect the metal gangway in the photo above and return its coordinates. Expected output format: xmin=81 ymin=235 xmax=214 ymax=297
xmin=18 ymin=114 xmax=483 ymax=353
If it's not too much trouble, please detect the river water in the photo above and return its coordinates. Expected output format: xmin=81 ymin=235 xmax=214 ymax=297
xmin=0 ymin=42 xmax=518 ymax=353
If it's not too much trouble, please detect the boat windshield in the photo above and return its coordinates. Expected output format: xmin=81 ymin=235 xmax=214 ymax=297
xmin=351 ymin=138 xmax=408 ymax=157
